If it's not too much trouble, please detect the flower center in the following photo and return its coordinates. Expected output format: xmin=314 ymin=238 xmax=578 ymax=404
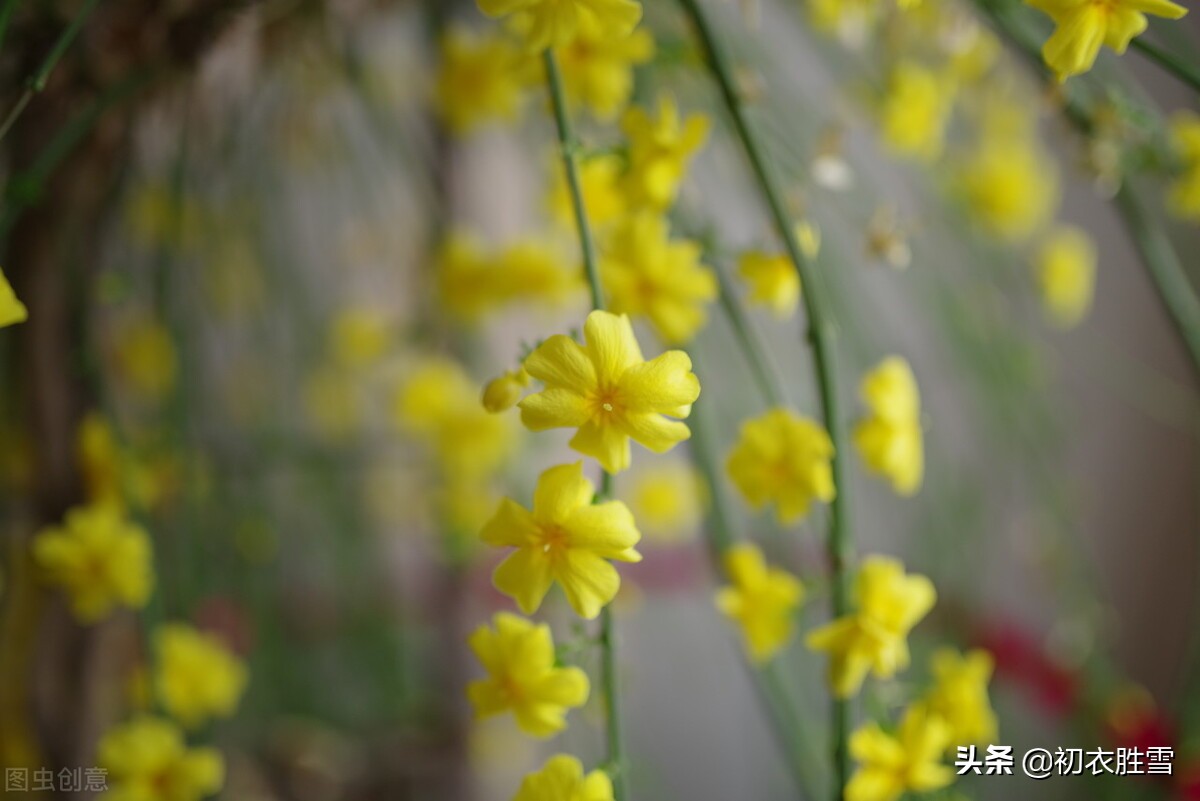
xmin=592 ymin=386 xmax=623 ymax=418
xmin=538 ymin=524 xmax=570 ymax=557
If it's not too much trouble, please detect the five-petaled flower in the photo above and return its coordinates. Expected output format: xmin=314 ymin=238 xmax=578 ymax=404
xmin=476 ymin=0 xmax=642 ymax=52
xmin=807 ymin=555 xmax=936 ymax=698
xmin=919 ymin=648 xmax=998 ymax=749
xmin=845 ymin=705 xmax=954 ymax=801
xmin=482 ymin=461 xmax=642 ymax=618
xmin=511 ymin=754 xmax=615 ymax=801
xmin=467 ymin=612 xmax=590 ymax=736
xmin=155 ymin=623 xmax=248 ymax=730
xmin=853 ymin=356 xmax=924 ymax=496
xmin=716 ymin=543 xmax=806 ymax=663
xmin=1025 ymin=0 xmax=1187 ymax=81
xmin=519 ymin=310 xmax=700 ymax=474
xmin=727 ymin=408 xmax=836 ymax=525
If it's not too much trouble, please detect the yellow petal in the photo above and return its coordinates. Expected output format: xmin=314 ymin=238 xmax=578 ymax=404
xmin=570 ymin=419 xmax=631 ymax=473
xmin=617 ymin=412 xmax=691 ymax=453
xmin=524 ymin=333 xmax=598 ymax=391
xmin=493 ymin=548 xmax=555 ymax=614
xmin=0 ymin=268 xmax=27 ymax=327
xmin=618 ymin=350 xmax=700 ymax=414
xmin=520 ymin=387 xmax=593 ymax=430
xmin=583 ymin=310 xmax=643 ymax=385
xmin=532 ymin=462 xmax=595 ymax=524
xmin=554 ymin=550 xmax=620 ymax=619
xmin=481 ymin=498 xmax=540 ymax=547
xmin=563 ymin=500 xmax=641 ymax=557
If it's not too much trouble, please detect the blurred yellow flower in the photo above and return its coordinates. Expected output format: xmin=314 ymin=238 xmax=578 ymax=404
xmin=955 ymin=132 xmax=1057 ymax=242
xmin=807 ymin=555 xmax=936 ymax=697
xmin=467 ymin=612 xmax=590 ymax=736
xmin=77 ymin=413 xmax=124 ymax=509
xmin=853 ymin=356 xmax=924 ymax=496
xmin=155 ymin=624 xmax=248 ymax=730
xmin=1025 ymin=0 xmax=1186 ymax=80
xmin=512 ymin=754 xmax=614 ymax=801
xmin=0 ymin=268 xmax=27 ymax=327
xmin=124 ymin=183 xmax=205 ymax=251
xmin=548 ymin=154 xmax=628 ymax=229
xmin=920 ymin=648 xmax=998 ymax=748
xmin=1167 ymin=111 xmax=1200 ymax=222
xmin=879 ymin=61 xmax=954 ymax=162
xmin=114 ymin=318 xmax=178 ymax=402
xmin=32 ymin=503 xmax=154 ymax=623
xmin=477 ymin=0 xmax=642 ymax=51
xmin=98 ymin=717 xmax=224 ymax=801
xmin=845 ymin=706 xmax=954 ymax=801
xmin=808 ymin=0 xmax=881 ymax=44
xmin=1035 ymin=226 xmax=1096 ymax=328
xmin=737 ymin=222 xmax=817 ymax=319
xmin=438 ymin=233 xmax=583 ymax=321
xmin=329 ymin=307 xmax=392 ymax=369
xmin=482 ymin=367 xmax=532 ymax=413
xmin=727 ymin=408 xmax=835 ymax=525
xmin=601 ymin=213 xmax=717 ymax=344
xmin=715 ymin=543 xmax=805 ymax=663
xmin=620 ymin=460 xmax=705 ymax=543
xmin=559 ymin=17 xmax=654 ymax=119
xmin=519 ymin=310 xmax=700 ymax=473
xmin=621 ymin=96 xmax=710 ymax=211
xmin=482 ymin=461 xmax=641 ymax=618
xmin=436 ymin=27 xmax=531 ymax=135
xmin=395 ymin=358 xmax=517 ymax=479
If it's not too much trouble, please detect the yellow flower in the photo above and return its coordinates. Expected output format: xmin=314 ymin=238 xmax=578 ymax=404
xmin=548 ymin=154 xmax=628 ymax=229
xmin=715 ymin=543 xmax=805 ymax=663
xmin=806 ymin=555 xmax=936 ymax=697
xmin=727 ymin=408 xmax=835 ymax=525
xmin=738 ymin=253 xmax=799 ymax=318
xmin=328 ymin=307 xmax=392 ymax=369
xmin=853 ymin=357 xmax=924 ymax=496
xmin=467 ymin=612 xmax=590 ymax=736
xmin=436 ymin=27 xmax=531 ymax=135
xmin=1167 ymin=111 xmax=1200 ymax=222
xmin=32 ymin=503 xmax=154 ymax=623
xmin=512 ymin=754 xmax=614 ymax=801
xmin=736 ymin=223 xmax=817 ymax=319
xmin=559 ymin=18 xmax=654 ymax=119
xmin=482 ymin=462 xmax=641 ymax=618
xmin=808 ymin=0 xmax=881 ymax=45
xmin=477 ymin=0 xmax=643 ymax=51
xmin=1035 ymin=226 xmax=1096 ymax=328
xmin=395 ymin=358 xmax=517 ymax=479
xmin=620 ymin=460 xmax=705 ymax=543
xmin=845 ymin=705 xmax=954 ymax=801
xmin=0 ymin=268 xmax=27 ymax=327
xmin=114 ymin=318 xmax=178 ymax=401
xmin=1025 ymin=0 xmax=1186 ymax=80
xmin=519 ymin=310 xmax=700 ymax=473
xmin=482 ymin=367 xmax=532 ymax=413
xmin=621 ymin=96 xmax=710 ymax=211
xmin=97 ymin=717 xmax=223 ymax=801
xmin=601 ymin=213 xmax=717 ymax=344
xmin=878 ymin=61 xmax=954 ymax=162
xmin=920 ymin=648 xmax=998 ymax=748
xmin=955 ymin=132 xmax=1058 ymax=242
xmin=77 ymin=412 xmax=124 ymax=509
xmin=437 ymin=233 xmax=583 ymax=321
xmin=155 ymin=624 xmax=248 ymax=730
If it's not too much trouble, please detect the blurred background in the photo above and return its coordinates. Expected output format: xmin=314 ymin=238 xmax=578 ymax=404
xmin=0 ymin=0 xmax=1198 ymax=799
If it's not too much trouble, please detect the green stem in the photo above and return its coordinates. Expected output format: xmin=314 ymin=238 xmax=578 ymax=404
xmin=0 ymin=0 xmax=102 ymax=144
xmin=676 ymin=1 xmax=854 ymax=796
xmin=1113 ymin=184 xmax=1200 ymax=379
xmin=545 ymin=47 xmax=627 ymax=798
xmin=690 ymin=391 xmax=821 ymax=799
xmin=714 ymin=260 xmax=787 ymax=407
xmin=0 ymin=69 xmax=153 ymax=241
xmin=543 ymin=48 xmax=604 ymax=312
xmin=1131 ymin=37 xmax=1200 ymax=95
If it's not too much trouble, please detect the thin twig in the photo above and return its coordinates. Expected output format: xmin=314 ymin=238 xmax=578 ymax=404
xmin=544 ymin=47 xmax=628 ymax=799
xmin=0 ymin=0 xmax=102 ymax=144
xmin=675 ymin=1 xmax=855 ymax=796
